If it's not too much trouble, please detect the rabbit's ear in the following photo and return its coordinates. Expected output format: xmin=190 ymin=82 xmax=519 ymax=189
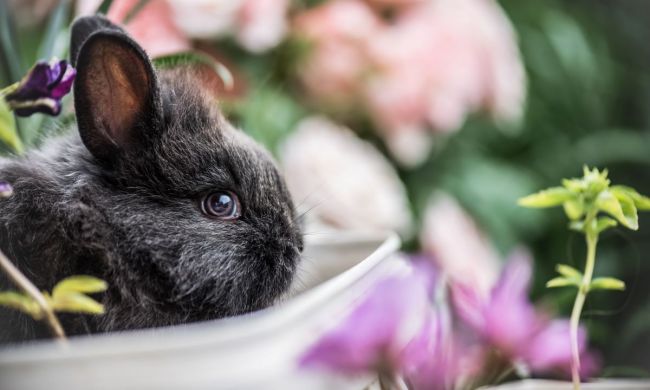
xmin=70 ymin=15 xmax=125 ymax=67
xmin=73 ymin=29 xmax=163 ymax=165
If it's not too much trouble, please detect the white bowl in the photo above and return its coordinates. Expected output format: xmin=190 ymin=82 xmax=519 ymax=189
xmin=0 ymin=231 xmax=402 ymax=390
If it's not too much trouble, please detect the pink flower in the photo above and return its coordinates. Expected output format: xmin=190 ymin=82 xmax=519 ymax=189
xmin=365 ymin=0 xmax=525 ymax=164
xmin=167 ymin=0 xmax=289 ymax=53
xmin=294 ymin=0 xmax=381 ymax=107
xmin=78 ymin=0 xmax=289 ymax=54
xmin=452 ymin=252 xmax=599 ymax=377
xmin=293 ymin=0 xmax=526 ymax=165
xmin=402 ymin=297 xmax=460 ymax=390
xmin=294 ymin=0 xmax=381 ymax=42
xmin=112 ymin=0 xmax=190 ymax=57
xmin=299 ymin=262 xmax=434 ymax=376
xmin=76 ymin=0 xmax=190 ymax=57
xmin=237 ymin=0 xmax=289 ymax=53
xmin=420 ymin=193 xmax=501 ymax=299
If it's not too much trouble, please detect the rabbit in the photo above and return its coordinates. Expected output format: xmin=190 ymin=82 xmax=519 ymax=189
xmin=0 ymin=16 xmax=303 ymax=343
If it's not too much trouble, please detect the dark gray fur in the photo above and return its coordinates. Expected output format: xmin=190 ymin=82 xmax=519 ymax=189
xmin=0 ymin=16 xmax=302 ymax=343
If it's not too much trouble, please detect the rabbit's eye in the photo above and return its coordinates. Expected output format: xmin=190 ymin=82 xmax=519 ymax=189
xmin=201 ymin=191 xmax=241 ymax=220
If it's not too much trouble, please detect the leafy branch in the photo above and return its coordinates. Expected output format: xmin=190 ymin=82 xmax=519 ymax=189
xmin=0 ymin=248 xmax=66 ymax=340
xmin=519 ymin=166 xmax=650 ymax=390
xmin=0 ymin=250 xmax=108 ymax=342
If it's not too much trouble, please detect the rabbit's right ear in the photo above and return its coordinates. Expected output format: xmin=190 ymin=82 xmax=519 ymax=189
xmin=72 ymin=22 xmax=163 ymax=165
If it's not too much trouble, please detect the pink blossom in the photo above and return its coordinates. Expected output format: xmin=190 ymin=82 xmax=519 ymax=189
xmin=293 ymin=0 xmax=526 ymax=165
xmin=299 ymin=262 xmax=434 ymax=376
xmin=76 ymin=0 xmax=190 ymax=57
xmin=401 ymin=297 xmax=460 ymax=390
xmin=78 ymin=0 xmax=289 ymax=54
xmin=167 ymin=0 xmax=289 ymax=53
xmin=294 ymin=0 xmax=381 ymax=107
xmin=420 ymin=193 xmax=501 ymax=299
xmin=112 ymin=0 xmax=190 ymax=57
xmin=366 ymin=0 xmax=525 ymax=164
xmin=237 ymin=0 xmax=289 ymax=53
xmin=452 ymin=251 xmax=599 ymax=377
xmin=165 ymin=0 xmax=241 ymax=38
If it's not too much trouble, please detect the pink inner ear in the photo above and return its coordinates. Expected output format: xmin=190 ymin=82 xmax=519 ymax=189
xmin=86 ymin=42 xmax=151 ymax=148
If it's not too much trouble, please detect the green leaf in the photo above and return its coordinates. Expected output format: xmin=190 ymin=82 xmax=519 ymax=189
xmin=596 ymin=190 xmax=638 ymax=230
xmin=590 ymin=277 xmax=626 ymax=291
xmin=0 ymin=99 xmax=23 ymax=153
xmin=518 ymin=187 xmax=574 ymax=208
xmin=547 ymin=276 xmax=580 ymax=289
xmin=562 ymin=178 xmax=584 ymax=193
xmin=563 ymin=198 xmax=584 ymax=220
xmin=611 ymin=185 xmax=650 ymax=211
xmin=233 ymin=85 xmax=305 ymax=153
xmin=153 ymin=52 xmax=234 ymax=91
xmin=595 ymin=216 xmax=618 ymax=233
xmin=50 ymin=292 xmax=105 ymax=314
xmin=0 ymin=0 xmax=25 ymax=82
xmin=52 ymin=275 xmax=108 ymax=298
xmin=569 ymin=220 xmax=584 ymax=232
xmin=615 ymin=190 xmax=639 ymax=230
xmin=632 ymin=194 xmax=650 ymax=211
xmin=556 ymin=264 xmax=582 ymax=279
xmin=37 ymin=0 xmax=70 ymax=60
xmin=0 ymin=291 xmax=40 ymax=318
xmin=96 ymin=0 xmax=114 ymax=14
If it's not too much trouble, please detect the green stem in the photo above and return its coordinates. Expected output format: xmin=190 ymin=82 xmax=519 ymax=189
xmin=0 ymin=248 xmax=66 ymax=342
xmin=0 ymin=82 xmax=18 ymax=97
xmin=569 ymin=227 xmax=598 ymax=390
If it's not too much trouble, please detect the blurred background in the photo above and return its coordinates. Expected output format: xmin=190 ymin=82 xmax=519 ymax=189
xmin=2 ymin=0 xmax=650 ymax=377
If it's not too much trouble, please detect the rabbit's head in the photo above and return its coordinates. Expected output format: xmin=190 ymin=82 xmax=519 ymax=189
xmin=69 ymin=16 xmax=303 ymax=329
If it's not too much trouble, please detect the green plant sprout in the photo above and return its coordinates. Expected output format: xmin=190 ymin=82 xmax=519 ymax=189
xmin=0 ymin=248 xmax=107 ymax=341
xmin=519 ymin=166 xmax=650 ymax=389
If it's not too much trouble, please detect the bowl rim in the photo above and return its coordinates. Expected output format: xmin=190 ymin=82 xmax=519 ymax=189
xmin=0 ymin=231 xmax=401 ymax=364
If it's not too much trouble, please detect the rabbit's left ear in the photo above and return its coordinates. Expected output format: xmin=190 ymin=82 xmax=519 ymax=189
xmin=72 ymin=25 xmax=163 ymax=165
xmin=70 ymin=15 xmax=126 ymax=67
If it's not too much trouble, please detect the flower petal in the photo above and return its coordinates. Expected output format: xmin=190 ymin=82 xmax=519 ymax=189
xmin=300 ymin=262 xmax=432 ymax=374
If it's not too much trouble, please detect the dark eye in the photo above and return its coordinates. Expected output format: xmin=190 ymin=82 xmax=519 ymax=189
xmin=201 ymin=191 xmax=241 ymax=220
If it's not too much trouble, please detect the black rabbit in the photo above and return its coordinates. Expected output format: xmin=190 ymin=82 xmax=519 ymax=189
xmin=0 ymin=16 xmax=303 ymax=343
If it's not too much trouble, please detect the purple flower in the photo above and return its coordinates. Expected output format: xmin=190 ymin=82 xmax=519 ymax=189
xmin=5 ymin=59 xmax=75 ymax=117
xmin=402 ymin=302 xmax=462 ymax=390
xmin=0 ymin=181 xmax=12 ymax=198
xmin=299 ymin=261 xmax=434 ymax=377
xmin=452 ymin=250 xmax=599 ymax=377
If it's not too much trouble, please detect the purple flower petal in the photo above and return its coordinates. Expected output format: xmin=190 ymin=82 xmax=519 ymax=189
xmin=403 ymin=305 xmax=456 ymax=390
xmin=0 ymin=181 xmax=13 ymax=198
xmin=451 ymin=282 xmax=486 ymax=331
xmin=300 ymin=261 xmax=433 ymax=375
xmin=50 ymin=61 xmax=76 ymax=99
xmin=5 ymin=59 xmax=76 ymax=117
xmin=525 ymin=320 xmax=582 ymax=371
xmin=450 ymin=250 xmax=598 ymax=378
xmin=491 ymin=249 xmax=533 ymax=303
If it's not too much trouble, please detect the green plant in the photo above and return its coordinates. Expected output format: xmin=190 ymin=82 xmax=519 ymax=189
xmin=519 ymin=166 xmax=650 ymax=389
xmin=0 ymin=247 xmax=107 ymax=341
